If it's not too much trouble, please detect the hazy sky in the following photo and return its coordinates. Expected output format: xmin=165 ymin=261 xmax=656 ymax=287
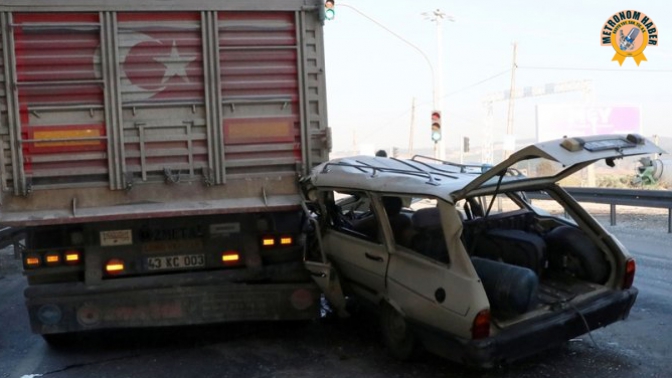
xmin=322 ymin=0 xmax=671 ymax=159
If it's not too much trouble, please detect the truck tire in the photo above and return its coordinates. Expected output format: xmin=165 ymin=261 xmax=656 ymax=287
xmin=380 ymin=303 xmax=418 ymax=361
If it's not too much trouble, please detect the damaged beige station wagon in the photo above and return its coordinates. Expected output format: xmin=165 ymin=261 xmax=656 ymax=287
xmin=301 ymin=134 xmax=664 ymax=368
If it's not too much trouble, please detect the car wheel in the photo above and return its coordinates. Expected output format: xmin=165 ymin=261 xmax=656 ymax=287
xmin=380 ymin=303 xmax=418 ymax=361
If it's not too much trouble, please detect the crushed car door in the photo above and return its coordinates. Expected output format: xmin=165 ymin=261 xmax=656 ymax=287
xmin=304 ymin=260 xmax=349 ymax=318
xmin=317 ymin=191 xmax=390 ymax=305
xmin=453 ymin=134 xmax=666 ymax=200
xmin=301 ymin=200 xmax=349 ymax=317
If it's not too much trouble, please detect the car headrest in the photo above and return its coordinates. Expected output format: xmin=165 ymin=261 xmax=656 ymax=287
xmin=381 ymin=196 xmax=402 ymax=216
xmin=412 ymin=207 xmax=441 ymax=229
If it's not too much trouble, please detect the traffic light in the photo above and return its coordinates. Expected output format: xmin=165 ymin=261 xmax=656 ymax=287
xmin=431 ymin=110 xmax=441 ymax=142
xmin=324 ymin=0 xmax=335 ymax=20
xmin=463 ymin=136 xmax=470 ymax=152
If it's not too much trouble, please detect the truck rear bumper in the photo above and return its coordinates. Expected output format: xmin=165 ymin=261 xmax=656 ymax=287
xmin=25 ymin=276 xmax=320 ymax=335
xmin=417 ymin=287 xmax=638 ymax=368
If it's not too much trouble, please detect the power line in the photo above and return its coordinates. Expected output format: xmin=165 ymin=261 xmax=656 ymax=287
xmin=358 ymin=68 xmax=510 ymax=142
xmin=413 ymin=68 xmax=511 ymax=109
xmin=338 ymin=3 xmax=435 ymax=84
xmin=444 ymin=68 xmax=512 ymax=98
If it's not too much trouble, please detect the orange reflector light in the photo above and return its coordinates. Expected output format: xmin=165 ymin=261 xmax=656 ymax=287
xmin=262 ymin=238 xmax=275 ymax=247
xmin=25 ymin=256 xmax=41 ymax=267
xmin=280 ymin=236 xmax=293 ymax=245
xmin=45 ymin=253 xmax=61 ymax=265
xmin=65 ymin=251 xmax=81 ymax=264
xmin=222 ymin=252 xmax=240 ymax=263
xmin=105 ymin=259 xmax=125 ymax=275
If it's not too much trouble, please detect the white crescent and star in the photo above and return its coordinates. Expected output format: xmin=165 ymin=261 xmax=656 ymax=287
xmin=153 ymin=40 xmax=197 ymax=84
xmin=93 ymin=32 xmax=197 ymax=101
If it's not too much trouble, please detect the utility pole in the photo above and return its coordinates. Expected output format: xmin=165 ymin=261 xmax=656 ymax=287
xmin=409 ymin=97 xmax=416 ymax=156
xmin=503 ymin=42 xmax=518 ymax=160
xmin=337 ymin=4 xmax=438 ymax=158
xmin=424 ymin=9 xmax=454 ymax=161
xmin=434 ymin=10 xmax=445 ymax=161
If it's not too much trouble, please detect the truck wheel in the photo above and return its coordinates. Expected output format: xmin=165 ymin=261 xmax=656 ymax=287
xmin=380 ymin=303 xmax=418 ymax=361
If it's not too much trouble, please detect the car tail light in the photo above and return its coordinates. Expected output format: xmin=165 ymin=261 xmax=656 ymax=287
xmin=280 ymin=236 xmax=293 ymax=246
xmin=221 ymin=251 xmax=240 ymax=265
xmin=471 ymin=309 xmax=491 ymax=340
xmin=25 ymin=254 xmax=42 ymax=268
xmin=623 ymin=258 xmax=636 ymax=289
xmin=262 ymin=237 xmax=275 ymax=247
xmin=65 ymin=250 xmax=82 ymax=265
xmin=44 ymin=252 xmax=61 ymax=266
xmin=105 ymin=258 xmax=125 ymax=275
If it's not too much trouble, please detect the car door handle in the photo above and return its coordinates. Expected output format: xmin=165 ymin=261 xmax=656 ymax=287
xmin=309 ymin=271 xmax=327 ymax=278
xmin=364 ymin=253 xmax=384 ymax=262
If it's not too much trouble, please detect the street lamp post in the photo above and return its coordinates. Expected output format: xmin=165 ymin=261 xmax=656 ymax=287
xmin=336 ymin=4 xmax=455 ymax=160
xmin=423 ymin=9 xmax=454 ymax=161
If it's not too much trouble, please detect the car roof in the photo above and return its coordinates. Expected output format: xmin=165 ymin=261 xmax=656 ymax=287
xmin=308 ymin=134 xmax=665 ymax=203
xmin=308 ymin=155 xmax=484 ymax=201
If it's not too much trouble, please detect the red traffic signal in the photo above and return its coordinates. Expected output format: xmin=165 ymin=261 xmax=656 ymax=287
xmin=431 ymin=110 xmax=441 ymax=142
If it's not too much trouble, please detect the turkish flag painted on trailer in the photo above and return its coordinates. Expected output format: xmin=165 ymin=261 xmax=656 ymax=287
xmin=116 ymin=12 xmax=204 ymax=103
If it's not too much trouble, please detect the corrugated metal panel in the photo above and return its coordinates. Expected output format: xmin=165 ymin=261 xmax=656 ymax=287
xmin=0 ymin=18 xmax=7 ymax=190
xmin=13 ymin=13 xmax=108 ymax=188
xmin=117 ymin=12 xmax=208 ymax=183
xmin=297 ymin=11 xmax=329 ymax=172
xmin=0 ymin=0 xmax=322 ymax=12
xmin=219 ymin=11 xmax=301 ymax=176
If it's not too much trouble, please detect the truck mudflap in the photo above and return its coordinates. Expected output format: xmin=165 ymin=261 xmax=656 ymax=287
xmin=26 ymin=281 xmax=320 ymax=335
xmin=414 ymin=287 xmax=638 ymax=368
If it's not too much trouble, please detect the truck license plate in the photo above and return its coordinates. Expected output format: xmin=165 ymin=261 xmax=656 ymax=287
xmin=146 ymin=254 xmax=205 ymax=271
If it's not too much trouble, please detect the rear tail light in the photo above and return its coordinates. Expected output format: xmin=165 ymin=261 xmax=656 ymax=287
xmin=65 ymin=250 xmax=82 ymax=265
xmin=221 ymin=251 xmax=240 ymax=265
xmin=25 ymin=255 xmax=42 ymax=268
xmin=105 ymin=258 xmax=125 ymax=275
xmin=44 ymin=252 xmax=61 ymax=266
xmin=623 ymin=258 xmax=636 ymax=289
xmin=471 ymin=309 xmax=491 ymax=340
xmin=261 ymin=235 xmax=295 ymax=247
xmin=24 ymin=251 xmax=83 ymax=269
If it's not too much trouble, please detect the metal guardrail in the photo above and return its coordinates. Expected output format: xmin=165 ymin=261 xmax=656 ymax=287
xmin=527 ymin=187 xmax=672 ymax=233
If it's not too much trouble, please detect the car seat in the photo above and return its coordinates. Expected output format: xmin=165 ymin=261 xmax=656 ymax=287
xmin=410 ymin=207 xmax=449 ymax=263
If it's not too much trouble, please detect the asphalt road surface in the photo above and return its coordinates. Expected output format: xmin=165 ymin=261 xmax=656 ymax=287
xmin=1 ymin=224 xmax=671 ymax=378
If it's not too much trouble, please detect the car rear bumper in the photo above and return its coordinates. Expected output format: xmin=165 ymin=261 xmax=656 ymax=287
xmin=417 ymin=287 xmax=638 ymax=368
xmin=25 ymin=270 xmax=320 ymax=335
